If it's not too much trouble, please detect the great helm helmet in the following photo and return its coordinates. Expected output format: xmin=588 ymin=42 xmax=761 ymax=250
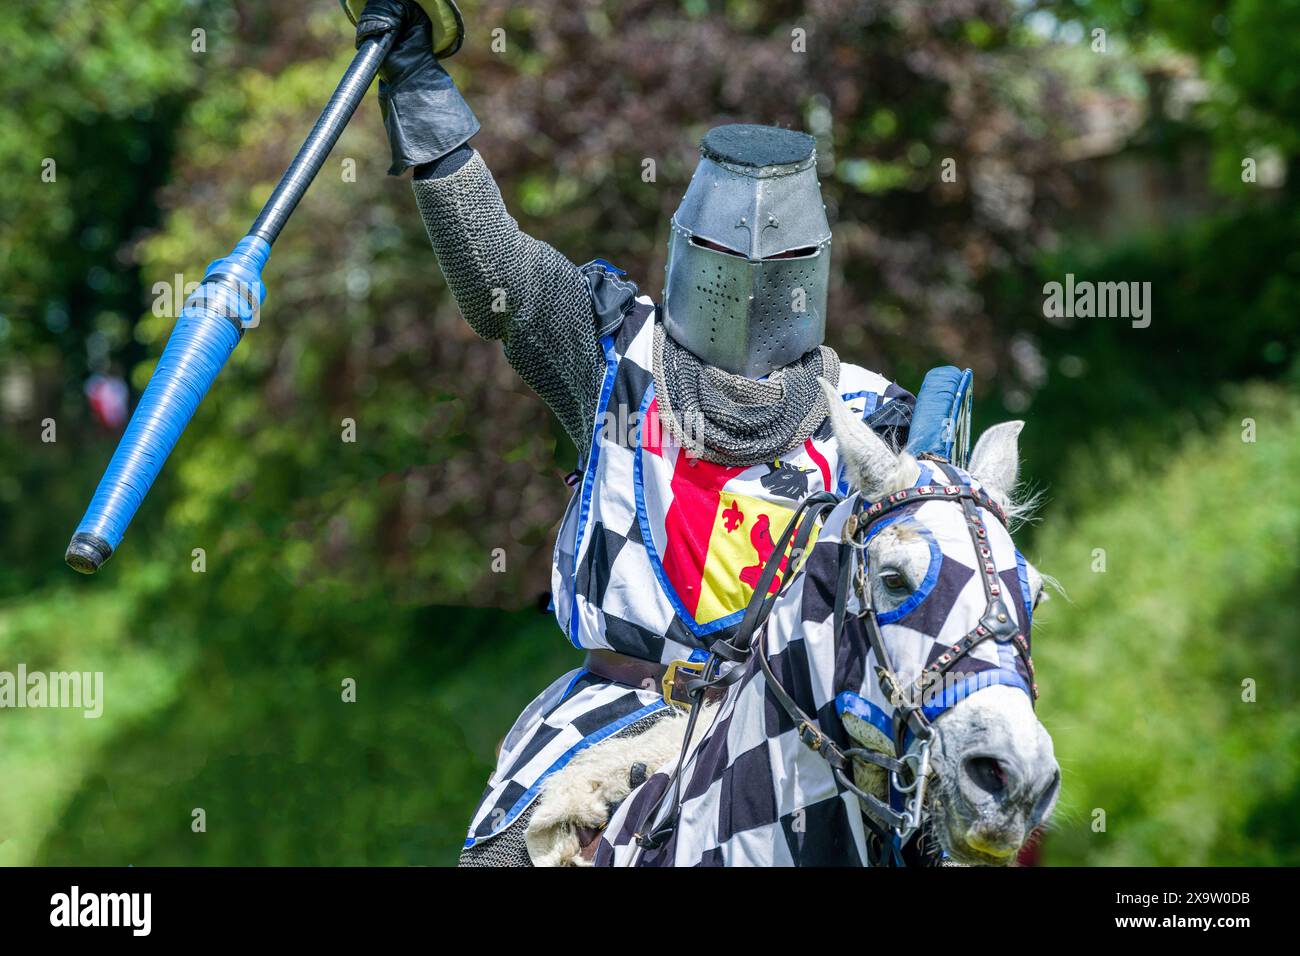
xmin=662 ymin=124 xmax=831 ymax=378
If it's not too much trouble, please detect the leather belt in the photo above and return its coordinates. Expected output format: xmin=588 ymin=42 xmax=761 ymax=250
xmin=584 ymin=649 xmax=726 ymax=709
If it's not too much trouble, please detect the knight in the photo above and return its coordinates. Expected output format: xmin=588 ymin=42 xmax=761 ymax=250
xmin=348 ymin=0 xmax=917 ymax=864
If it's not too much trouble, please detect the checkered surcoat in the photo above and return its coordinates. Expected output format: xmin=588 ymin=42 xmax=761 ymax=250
xmin=462 ymin=299 xmax=913 ymax=854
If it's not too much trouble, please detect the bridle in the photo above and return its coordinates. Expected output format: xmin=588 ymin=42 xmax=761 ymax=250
xmin=829 ymin=459 xmax=1036 ymax=861
xmin=632 ymin=460 xmax=1037 ymax=866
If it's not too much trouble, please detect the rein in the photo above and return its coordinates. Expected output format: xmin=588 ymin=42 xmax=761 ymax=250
xmin=629 ymin=462 xmax=1037 ymax=866
xmin=631 ymin=490 xmax=840 ymax=856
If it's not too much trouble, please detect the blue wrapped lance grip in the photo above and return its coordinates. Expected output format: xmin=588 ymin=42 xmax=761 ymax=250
xmin=65 ymin=237 xmax=269 ymax=573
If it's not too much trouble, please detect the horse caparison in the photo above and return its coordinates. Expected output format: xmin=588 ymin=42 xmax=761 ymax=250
xmin=629 ymin=458 xmax=1037 ymax=867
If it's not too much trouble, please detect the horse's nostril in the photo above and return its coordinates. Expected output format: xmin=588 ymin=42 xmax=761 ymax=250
xmin=1030 ymin=768 xmax=1062 ymax=825
xmin=964 ymin=755 xmax=1015 ymax=796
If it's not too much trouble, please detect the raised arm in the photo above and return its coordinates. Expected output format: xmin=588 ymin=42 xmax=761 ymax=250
xmin=356 ymin=0 xmax=632 ymax=457
xmin=410 ymin=148 xmax=618 ymax=457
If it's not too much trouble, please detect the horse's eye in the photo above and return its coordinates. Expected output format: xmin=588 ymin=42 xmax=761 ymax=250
xmin=881 ymin=571 xmax=909 ymax=591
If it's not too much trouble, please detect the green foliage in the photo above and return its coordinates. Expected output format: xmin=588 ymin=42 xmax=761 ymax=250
xmin=1051 ymin=0 xmax=1300 ymax=189
xmin=0 ymin=570 xmax=576 ymax=865
xmin=1034 ymin=383 xmax=1300 ymax=865
xmin=0 ymin=0 xmax=225 ymax=599
xmin=0 ymin=0 xmax=206 ymax=309
xmin=983 ymin=201 xmax=1300 ymax=525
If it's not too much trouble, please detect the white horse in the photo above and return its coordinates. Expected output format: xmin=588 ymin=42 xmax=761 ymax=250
xmin=527 ymin=386 xmax=1059 ymax=866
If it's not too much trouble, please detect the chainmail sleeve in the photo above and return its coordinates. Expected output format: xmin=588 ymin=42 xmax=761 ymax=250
xmin=411 ymin=149 xmax=607 ymax=456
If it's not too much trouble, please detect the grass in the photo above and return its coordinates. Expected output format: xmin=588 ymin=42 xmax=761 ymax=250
xmin=0 ymin=586 xmax=576 ymax=865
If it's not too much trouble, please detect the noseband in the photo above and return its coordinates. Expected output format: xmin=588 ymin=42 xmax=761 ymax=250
xmin=632 ymin=461 xmax=1037 ymax=866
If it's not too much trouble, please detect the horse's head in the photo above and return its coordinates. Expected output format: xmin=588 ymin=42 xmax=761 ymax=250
xmin=822 ymin=381 xmax=1059 ymax=865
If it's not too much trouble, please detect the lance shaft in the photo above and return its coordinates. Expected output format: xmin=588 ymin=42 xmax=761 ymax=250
xmin=251 ymin=30 xmax=397 ymax=245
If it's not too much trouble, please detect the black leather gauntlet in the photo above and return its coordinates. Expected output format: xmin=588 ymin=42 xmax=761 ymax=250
xmin=355 ymin=0 xmax=480 ymax=175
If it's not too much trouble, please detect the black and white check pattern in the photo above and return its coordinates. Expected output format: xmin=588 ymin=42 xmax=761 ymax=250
xmin=596 ymin=465 xmax=1036 ymax=866
xmin=554 ymin=298 xmax=912 ymax=666
xmin=463 ymin=670 xmax=667 ymax=849
xmin=467 ymin=300 xmax=918 ymax=857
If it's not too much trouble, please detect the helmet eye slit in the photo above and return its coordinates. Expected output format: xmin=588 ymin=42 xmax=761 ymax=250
xmin=689 ymin=235 xmax=746 ymax=258
xmin=764 ymin=246 xmax=818 ymax=260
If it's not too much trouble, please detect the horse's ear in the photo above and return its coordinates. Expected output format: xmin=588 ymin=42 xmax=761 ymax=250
xmin=968 ymin=421 xmax=1024 ymax=503
xmin=819 ymin=378 xmax=915 ymax=501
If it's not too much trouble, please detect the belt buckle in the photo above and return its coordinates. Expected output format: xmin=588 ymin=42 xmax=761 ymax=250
xmin=661 ymin=659 xmax=705 ymax=710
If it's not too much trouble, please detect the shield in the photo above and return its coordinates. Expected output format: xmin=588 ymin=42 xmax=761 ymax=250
xmin=641 ymin=398 xmax=822 ymax=631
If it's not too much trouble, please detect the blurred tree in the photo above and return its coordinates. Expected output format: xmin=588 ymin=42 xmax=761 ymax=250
xmin=984 ymin=2 xmax=1300 ymax=510
xmin=1049 ymin=0 xmax=1300 ymax=189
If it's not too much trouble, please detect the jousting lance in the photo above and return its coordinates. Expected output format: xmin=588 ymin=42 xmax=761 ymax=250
xmin=64 ymin=22 xmax=400 ymax=573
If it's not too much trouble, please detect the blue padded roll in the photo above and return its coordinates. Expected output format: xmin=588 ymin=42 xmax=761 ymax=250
xmin=904 ymin=365 xmax=973 ymax=463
